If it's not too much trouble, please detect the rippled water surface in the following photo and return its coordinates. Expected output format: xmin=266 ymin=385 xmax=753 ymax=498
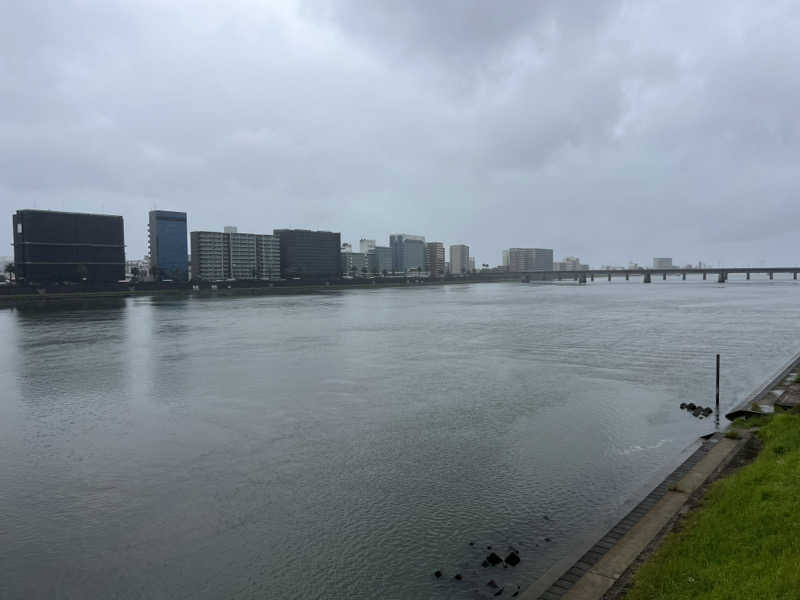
xmin=2 ymin=279 xmax=800 ymax=599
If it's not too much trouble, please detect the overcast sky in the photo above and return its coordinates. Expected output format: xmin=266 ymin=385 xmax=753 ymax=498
xmin=2 ymin=1 xmax=799 ymax=267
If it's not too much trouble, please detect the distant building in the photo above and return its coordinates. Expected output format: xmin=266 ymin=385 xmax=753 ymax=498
xmin=390 ymin=233 xmax=425 ymax=273
xmin=12 ymin=209 xmax=125 ymax=283
xmin=653 ymin=257 xmax=673 ymax=269
xmin=469 ymin=256 xmax=476 ymax=272
xmin=126 ymin=258 xmax=151 ymax=280
xmin=359 ymin=239 xmax=376 ymax=254
xmin=450 ymin=244 xmax=470 ymax=275
xmin=190 ymin=229 xmax=279 ymax=281
xmin=341 ymin=251 xmax=368 ymax=275
xmin=368 ymin=246 xmax=392 ymax=274
xmin=148 ymin=210 xmax=188 ymax=281
xmin=554 ymin=256 xmax=589 ymax=271
xmin=425 ymin=242 xmax=445 ymax=276
xmin=507 ymin=248 xmax=553 ymax=272
xmin=275 ymin=229 xmax=341 ymax=279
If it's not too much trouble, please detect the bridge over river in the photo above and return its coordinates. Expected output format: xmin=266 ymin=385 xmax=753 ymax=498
xmin=515 ymin=267 xmax=800 ymax=284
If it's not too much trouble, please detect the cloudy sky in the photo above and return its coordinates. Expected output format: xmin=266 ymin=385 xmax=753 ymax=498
xmin=2 ymin=1 xmax=799 ymax=267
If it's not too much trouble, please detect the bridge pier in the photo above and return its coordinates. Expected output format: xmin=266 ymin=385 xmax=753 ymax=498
xmin=590 ymin=273 xmax=594 ymax=282
xmin=662 ymin=272 xmax=667 ymax=281
xmin=579 ymin=274 xmax=587 ymax=284
xmin=746 ymin=272 xmax=750 ymax=280
xmin=682 ymin=272 xmax=686 ymax=280
xmin=770 ymin=272 xmax=774 ymax=280
xmin=608 ymin=273 xmax=611 ymax=282
xmin=718 ymin=272 xmax=726 ymax=283
xmin=703 ymin=272 xmax=707 ymax=280
xmin=795 ymin=272 xmax=798 ymax=280
xmin=643 ymin=272 xmax=652 ymax=283
xmin=625 ymin=272 xmax=629 ymax=281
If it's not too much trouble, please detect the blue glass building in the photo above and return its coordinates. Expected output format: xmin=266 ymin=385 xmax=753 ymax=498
xmin=148 ymin=210 xmax=188 ymax=281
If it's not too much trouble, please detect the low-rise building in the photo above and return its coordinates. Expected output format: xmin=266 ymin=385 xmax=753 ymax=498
xmin=653 ymin=257 xmax=673 ymax=269
xmin=507 ymin=248 xmax=553 ymax=272
xmin=190 ymin=228 xmax=280 ymax=281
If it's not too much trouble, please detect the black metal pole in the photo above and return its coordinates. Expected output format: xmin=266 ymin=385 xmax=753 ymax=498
xmin=716 ymin=354 xmax=720 ymax=414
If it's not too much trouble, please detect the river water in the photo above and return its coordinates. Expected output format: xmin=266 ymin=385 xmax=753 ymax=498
xmin=2 ymin=278 xmax=800 ymax=599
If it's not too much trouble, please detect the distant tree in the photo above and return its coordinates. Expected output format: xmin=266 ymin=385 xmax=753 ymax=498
xmin=361 ymin=266 xmax=368 ymax=276
xmin=130 ymin=266 xmax=140 ymax=281
xmin=4 ymin=262 xmax=15 ymax=283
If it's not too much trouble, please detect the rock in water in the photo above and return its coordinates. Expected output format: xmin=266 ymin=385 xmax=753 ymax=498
xmin=486 ymin=552 xmax=503 ymax=566
xmin=693 ymin=407 xmax=703 ymax=417
xmin=454 ymin=574 xmax=462 ymax=581
xmin=680 ymin=402 xmax=687 ymax=409
xmin=494 ymin=587 xmax=505 ymax=596
xmin=544 ymin=537 xmax=552 ymax=542
xmin=687 ymin=402 xmax=697 ymax=411
xmin=487 ymin=579 xmax=498 ymax=588
xmin=482 ymin=560 xmax=490 ymax=568
xmin=505 ymin=551 xmax=521 ymax=566
xmin=434 ymin=570 xmax=442 ymax=578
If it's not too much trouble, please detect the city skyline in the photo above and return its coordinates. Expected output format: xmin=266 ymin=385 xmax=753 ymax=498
xmin=2 ymin=2 xmax=799 ymax=268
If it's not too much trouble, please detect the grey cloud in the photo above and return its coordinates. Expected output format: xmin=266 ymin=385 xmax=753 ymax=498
xmin=1 ymin=0 xmax=799 ymax=266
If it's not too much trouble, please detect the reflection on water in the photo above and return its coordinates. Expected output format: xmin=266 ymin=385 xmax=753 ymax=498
xmin=1 ymin=281 xmax=800 ymax=599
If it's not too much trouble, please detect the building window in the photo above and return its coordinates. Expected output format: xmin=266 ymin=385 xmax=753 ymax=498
xmin=17 ymin=223 xmax=22 ymax=234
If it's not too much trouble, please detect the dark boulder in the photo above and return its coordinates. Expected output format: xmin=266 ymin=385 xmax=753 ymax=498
xmin=487 ymin=579 xmax=498 ymax=588
xmin=434 ymin=570 xmax=442 ymax=578
xmin=693 ymin=407 xmax=703 ymax=417
xmin=687 ymin=402 xmax=697 ymax=411
xmin=486 ymin=552 xmax=503 ymax=566
xmin=482 ymin=560 xmax=490 ymax=568
xmin=494 ymin=587 xmax=505 ymax=596
xmin=679 ymin=402 xmax=687 ymax=410
xmin=544 ymin=537 xmax=552 ymax=542
xmin=454 ymin=574 xmax=462 ymax=581
xmin=505 ymin=551 xmax=521 ymax=566
xmin=703 ymin=407 xmax=713 ymax=415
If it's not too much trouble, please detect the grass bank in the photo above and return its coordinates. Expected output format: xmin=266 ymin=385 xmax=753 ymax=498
xmin=625 ymin=412 xmax=800 ymax=600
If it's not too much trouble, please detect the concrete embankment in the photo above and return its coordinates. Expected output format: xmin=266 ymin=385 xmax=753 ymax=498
xmin=523 ymin=352 xmax=800 ymax=600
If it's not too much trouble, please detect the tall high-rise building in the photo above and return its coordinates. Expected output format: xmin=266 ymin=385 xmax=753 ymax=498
xmin=653 ymin=257 xmax=673 ymax=269
xmin=450 ymin=244 xmax=470 ymax=274
xmin=390 ymin=234 xmax=425 ymax=273
xmin=508 ymin=248 xmax=554 ymax=272
xmin=469 ymin=257 xmax=476 ymax=272
xmin=425 ymin=242 xmax=445 ymax=276
xmin=190 ymin=229 xmax=279 ymax=281
xmin=275 ymin=229 xmax=341 ymax=279
xmin=148 ymin=210 xmax=188 ymax=281
xmin=502 ymin=250 xmax=510 ymax=270
xmin=359 ymin=239 xmax=376 ymax=254
xmin=368 ymin=246 xmax=392 ymax=274
xmin=12 ymin=209 xmax=125 ymax=283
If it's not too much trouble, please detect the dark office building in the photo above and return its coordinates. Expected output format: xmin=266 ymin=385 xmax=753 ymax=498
xmin=12 ymin=209 xmax=125 ymax=283
xmin=148 ymin=210 xmax=188 ymax=281
xmin=274 ymin=229 xmax=341 ymax=279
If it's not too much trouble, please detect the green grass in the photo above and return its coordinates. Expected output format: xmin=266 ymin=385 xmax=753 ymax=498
xmin=730 ymin=414 xmax=772 ymax=429
xmin=626 ymin=412 xmax=800 ymax=600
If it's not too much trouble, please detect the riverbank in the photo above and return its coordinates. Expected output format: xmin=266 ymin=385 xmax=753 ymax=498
xmin=623 ymin=410 xmax=800 ymax=599
xmin=0 ymin=275 xmax=524 ymax=307
xmin=524 ymin=354 xmax=800 ymax=600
